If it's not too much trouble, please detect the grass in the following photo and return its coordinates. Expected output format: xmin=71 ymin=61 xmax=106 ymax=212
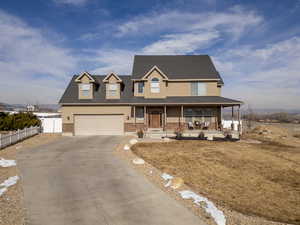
xmin=131 ymin=140 xmax=300 ymax=224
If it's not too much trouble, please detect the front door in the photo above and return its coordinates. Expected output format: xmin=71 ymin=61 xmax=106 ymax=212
xmin=149 ymin=111 xmax=161 ymax=128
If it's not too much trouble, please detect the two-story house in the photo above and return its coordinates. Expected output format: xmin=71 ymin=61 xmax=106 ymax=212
xmin=59 ymin=55 xmax=242 ymax=136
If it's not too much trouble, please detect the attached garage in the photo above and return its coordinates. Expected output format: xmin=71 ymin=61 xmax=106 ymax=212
xmin=74 ymin=115 xmax=124 ymax=136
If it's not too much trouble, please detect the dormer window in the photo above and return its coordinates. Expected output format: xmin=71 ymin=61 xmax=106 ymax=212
xmin=150 ymin=78 xmax=160 ymax=93
xmin=79 ymin=84 xmax=92 ymax=97
xmin=108 ymin=83 xmax=118 ymax=97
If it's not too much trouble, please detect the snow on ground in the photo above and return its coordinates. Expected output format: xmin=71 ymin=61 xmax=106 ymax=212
xmin=161 ymin=173 xmax=173 ymax=180
xmin=0 ymin=158 xmax=16 ymax=167
xmin=129 ymin=139 xmax=138 ymax=145
xmin=161 ymin=173 xmax=174 ymax=187
xmin=179 ymin=190 xmax=226 ymax=225
xmin=0 ymin=176 xmax=19 ymax=196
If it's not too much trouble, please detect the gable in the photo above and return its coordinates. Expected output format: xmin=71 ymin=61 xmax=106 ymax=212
xmin=141 ymin=66 xmax=168 ymax=80
xmin=75 ymin=72 xmax=95 ymax=83
xmin=103 ymin=72 xmax=122 ymax=83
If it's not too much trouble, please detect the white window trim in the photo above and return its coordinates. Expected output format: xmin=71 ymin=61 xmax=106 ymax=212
xmin=79 ymin=84 xmax=92 ymax=97
xmin=150 ymin=78 xmax=160 ymax=93
xmin=108 ymin=83 xmax=118 ymax=96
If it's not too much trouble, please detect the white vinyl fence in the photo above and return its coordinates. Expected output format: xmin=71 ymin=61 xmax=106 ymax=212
xmin=222 ymin=120 xmax=242 ymax=131
xmin=40 ymin=118 xmax=62 ymax=133
xmin=0 ymin=126 xmax=40 ymax=149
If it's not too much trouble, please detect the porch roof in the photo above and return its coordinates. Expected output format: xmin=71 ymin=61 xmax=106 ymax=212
xmin=61 ymin=96 xmax=242 ymax=106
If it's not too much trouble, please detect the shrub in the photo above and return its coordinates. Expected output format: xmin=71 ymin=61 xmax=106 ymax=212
xmin=0 ymin=112 xmax=41 ymax=131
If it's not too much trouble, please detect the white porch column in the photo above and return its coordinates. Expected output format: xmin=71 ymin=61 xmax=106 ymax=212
xmin=164 ymin=105 xmax=167 ymax=130
xmin=238 ymin=105 xmax=241 ymax=133
xmin=133 ymin=106 xmax=136 ymax=129
xmin=144 ymin=106 xmax=146 ymax=127
xmin=181 ymin=105 xmax=184 ymax=128
xmin=231 ymin=106 xmax=234 ymax=131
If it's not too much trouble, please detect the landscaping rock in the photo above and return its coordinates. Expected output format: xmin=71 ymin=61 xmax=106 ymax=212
xmin=163 ymin=137 xmax=170 ymax=142
xmin=123 ymin=144 xmax=130 ymax=151
xmin=206 ymin=134 xmax=214 ymax=141
xmin=132 ymin=158 xmax=145 ymax=165
xmin=170 ymin=177 xmax=184 ymax=189
xmin=129 ymin=139 xmax=138 ymax=145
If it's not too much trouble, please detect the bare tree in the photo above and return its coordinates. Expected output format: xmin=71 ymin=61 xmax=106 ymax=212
xmin=245 ymin=105 xmax=256 ymax=130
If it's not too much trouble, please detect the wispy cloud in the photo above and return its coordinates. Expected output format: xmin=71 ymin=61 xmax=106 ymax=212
xmin=52 ymin=0 xmax=90 ymax=6
xmin=142 ymin=31 xmax=219 ymax=55
xmin=0 ymin=10 xmax=78 ymax=104
xmin=213 ymin=37 xmax=300 ymax=109
xmin=116 ymin=7 xmax=262 ymax=39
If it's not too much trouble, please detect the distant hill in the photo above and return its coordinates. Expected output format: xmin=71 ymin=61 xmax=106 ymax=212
xmin=0 ymin=103 xmax=59 ymax=112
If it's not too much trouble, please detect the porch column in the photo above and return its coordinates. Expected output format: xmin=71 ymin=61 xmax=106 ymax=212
xmin=134 ymin=105 xmax=136 ymax=129
xmin=144 ymin=106 xmax=147 ymax=128
xmin=231 ymin=106 xmax=234 ymax=131
xmin=181 ymin=105 xmax=184 ymax=128
xmin=220 ymin=105 xmax=223 ymax=131
xmin=238 ymin=105 xmax=241 ymax=133
xmin=164 ymin=105 xmax=167 ymax=130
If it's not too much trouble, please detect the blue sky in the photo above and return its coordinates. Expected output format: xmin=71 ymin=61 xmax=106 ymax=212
xmin=0 ymin=0 xmax=300 ymax=109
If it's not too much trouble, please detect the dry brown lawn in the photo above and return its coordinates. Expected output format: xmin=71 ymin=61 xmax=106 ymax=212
xmin=131 ymin=139 xmax=300 ymax=224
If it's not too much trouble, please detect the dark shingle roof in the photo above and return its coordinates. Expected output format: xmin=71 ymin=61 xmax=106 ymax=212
xmin=59 ymin=75 xmax=241 ymax=105
xmin=132 ymin=55 xmax=223 ymax=84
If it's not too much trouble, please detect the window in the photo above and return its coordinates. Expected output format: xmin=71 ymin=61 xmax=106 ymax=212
xmin=150 ymin=78 xmax=160 ymax=93
xmin=135 ymin=107 xmax=144 ymax=119
xmin=137 ymin=82 xmax=144 ymax=93
xmin=184 ymin=107 xmax=214 ymax=117
xmin=191 ymin=82 xmax=206 ymax=96
xmin=79 ymin=84 xmax=91 ymax=97
xmin=108 ymin=83 xmax=118 ymax=96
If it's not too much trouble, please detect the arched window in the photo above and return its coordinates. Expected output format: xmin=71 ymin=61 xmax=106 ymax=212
xmin=150 ymin=78 xmax=160 ymax=93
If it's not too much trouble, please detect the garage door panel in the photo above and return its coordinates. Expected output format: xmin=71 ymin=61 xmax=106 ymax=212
xmin=75 ymin=115 xmax=123 ymax=136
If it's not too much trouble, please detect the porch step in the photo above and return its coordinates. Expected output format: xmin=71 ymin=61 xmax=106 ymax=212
xmin=145 ymin=130 xmax=167 ymax=139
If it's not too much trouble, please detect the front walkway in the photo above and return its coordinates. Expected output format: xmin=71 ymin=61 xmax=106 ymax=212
xmin=17 ymin=136 xmax=206 ymax=225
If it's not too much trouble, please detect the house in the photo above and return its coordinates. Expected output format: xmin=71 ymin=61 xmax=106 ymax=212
xmin=26 ymin=104 xmax=37 ymax=112
xmin=59 ymin=55 xmax=242 ymax=136
xmin=0 ymin=103 xmax=5 ymax=112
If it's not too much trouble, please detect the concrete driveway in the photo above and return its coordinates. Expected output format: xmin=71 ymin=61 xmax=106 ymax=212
xmin=17 ymin=136 xmax=206 ymax=225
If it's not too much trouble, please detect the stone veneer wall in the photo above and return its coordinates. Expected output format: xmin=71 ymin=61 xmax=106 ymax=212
xmin=124 ymin=123 xmax=147 ymax=132
xmin=62 ymin=123 xmax=74 ymax=134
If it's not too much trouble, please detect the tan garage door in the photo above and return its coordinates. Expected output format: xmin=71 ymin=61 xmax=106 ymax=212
xmin=74 ymin=115 xmax=124 ymax=135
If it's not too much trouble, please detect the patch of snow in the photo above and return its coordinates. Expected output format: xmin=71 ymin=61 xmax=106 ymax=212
xmin=164 ymin=180 xmax=172 ymax=187
xmin=129 ymin=139 xmax=138 ymax=145
xmin=123 ymin=144 xmax=130 ymax=151
xmin=161 ymin=173 xmax=173 ymax=181
xmin=0 ymin=176 xmax=19 ymax=197
xmin=132 ymin=158 xmax=145 ymax=165
xmin=0 ymin=158 xmax=16 ymax=167
xmin=179 ymin=190 xmax=226 ymax=225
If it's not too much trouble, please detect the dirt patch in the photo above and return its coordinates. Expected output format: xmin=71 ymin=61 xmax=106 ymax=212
xmin=294 ymin=134 xmax=300 ymax=139
xmin=130 ymin=138 xmax=300 ymax=225
xmin=0 ymin=134 xmax=61 ymax=225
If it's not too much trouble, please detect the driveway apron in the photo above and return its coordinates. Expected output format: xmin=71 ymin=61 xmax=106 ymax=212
xmin=17 ymin=136 xmax=207 ymax=225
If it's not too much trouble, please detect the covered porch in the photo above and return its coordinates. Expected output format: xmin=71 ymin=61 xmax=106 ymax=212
xmin=127 ymin=104 xmax=242 ymax=133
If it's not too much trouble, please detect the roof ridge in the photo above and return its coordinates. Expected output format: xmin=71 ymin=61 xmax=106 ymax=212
xmin=134 ymin=55 xmax=209 ymax=57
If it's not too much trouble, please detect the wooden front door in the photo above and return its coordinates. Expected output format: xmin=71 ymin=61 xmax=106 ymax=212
xmin=149 ymin=111 xmax=161 ymax=128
